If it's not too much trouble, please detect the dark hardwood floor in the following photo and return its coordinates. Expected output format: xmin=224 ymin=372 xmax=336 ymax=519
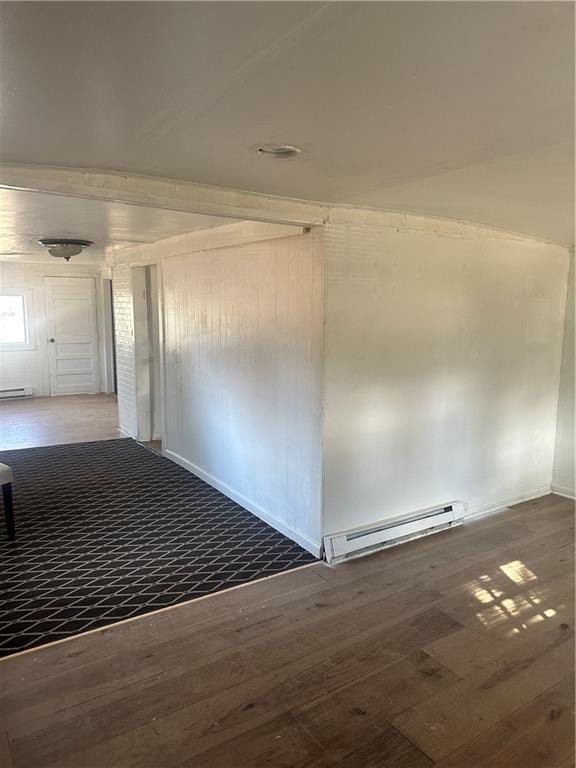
xmin=0 ymin=493 xmax=573 ymax=767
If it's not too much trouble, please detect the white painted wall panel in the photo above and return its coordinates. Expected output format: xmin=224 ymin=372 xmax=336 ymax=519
xmin=146 ymin=266 xmax=162 ymax=440
xmin=162 ymin=230 xmax=323 ymax=552
xmin=323 ymin=223 xmax=570 ymax=535
xmin=553 ymin=252 xmax=575 ymax=497
xmin=111 ymin=264 xmax=138 ymax=437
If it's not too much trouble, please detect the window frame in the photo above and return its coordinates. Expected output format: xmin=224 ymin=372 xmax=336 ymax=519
xmin=0 ymin=288 xmax=36 ymax=351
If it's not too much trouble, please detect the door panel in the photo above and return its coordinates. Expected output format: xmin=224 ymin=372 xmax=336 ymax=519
xmin=45 ymin=277 xmax=100 ymax=395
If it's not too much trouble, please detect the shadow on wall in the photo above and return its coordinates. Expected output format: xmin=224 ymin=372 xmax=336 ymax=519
xmin=322 ymin=226 xmax=569 ymax=532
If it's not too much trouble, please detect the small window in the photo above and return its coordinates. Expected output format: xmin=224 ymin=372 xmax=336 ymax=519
xmin=0 ymin=293 xmax=34 ymax=350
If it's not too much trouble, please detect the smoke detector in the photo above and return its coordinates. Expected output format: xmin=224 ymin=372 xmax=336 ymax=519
xmin=255 ymin=144 xmax=301 ymax=159
xmin=38 ymin=239 xmax=94 ymax=262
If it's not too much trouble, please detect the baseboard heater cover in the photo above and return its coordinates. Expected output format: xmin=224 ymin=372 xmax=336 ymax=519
xmin=0 ymin=387 xmax=33 ymax=401
xmin=323 ymin=501 xmax=466 ymax=564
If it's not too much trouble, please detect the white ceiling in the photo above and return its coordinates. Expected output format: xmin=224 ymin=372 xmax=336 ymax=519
xmin=0 ymin=2 xmax=573 ymax=245
xmin=0 ymin=189 xmax=235 ymax=264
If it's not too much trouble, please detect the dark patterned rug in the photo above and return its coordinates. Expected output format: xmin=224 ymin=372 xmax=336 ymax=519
xmin=0 ymin=439 xmax=316 ymax=657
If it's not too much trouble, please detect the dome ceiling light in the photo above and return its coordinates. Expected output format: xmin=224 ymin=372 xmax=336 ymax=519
xmin=38 ymin=238 xmax=94 ymax=262
xmin=255 ymin=144 xmax=301 ymax=159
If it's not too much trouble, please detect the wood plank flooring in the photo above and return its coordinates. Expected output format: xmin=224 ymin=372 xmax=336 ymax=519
xmin=0 ymin=394 xmax=121 ymax=450
xmin=0 ymin=493 xmax=573 ymax=767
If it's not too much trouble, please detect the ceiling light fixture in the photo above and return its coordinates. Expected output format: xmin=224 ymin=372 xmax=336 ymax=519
xmin=255 ymin=143 xmax=301 ymax=159
xmin=38 ymin=238 xmax=94 ymax=262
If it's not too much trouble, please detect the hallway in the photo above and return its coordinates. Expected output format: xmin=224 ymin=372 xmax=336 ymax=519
xmin=0 ymin=395 xmax=120 ymax=450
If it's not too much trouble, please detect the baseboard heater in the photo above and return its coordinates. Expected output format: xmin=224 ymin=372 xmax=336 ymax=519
xmin=0 ymin=387 xmax=33 ymax=401
xmin=323 ymin=501 xmax=466 ymax=564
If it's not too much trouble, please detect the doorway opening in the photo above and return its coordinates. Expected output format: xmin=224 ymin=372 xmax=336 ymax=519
xmin=0 ymin=271 xmax=121 ymax=451
xmin=132 ymin=264 xmax=163 ymax=454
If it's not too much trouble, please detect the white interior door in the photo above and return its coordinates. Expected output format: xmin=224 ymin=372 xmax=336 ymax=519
xmin=45 ymin=276 xmax=100 ymax=395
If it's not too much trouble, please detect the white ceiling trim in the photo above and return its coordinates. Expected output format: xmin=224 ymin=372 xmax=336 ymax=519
xmin=0 ymin=164 xmax=570 ymax=250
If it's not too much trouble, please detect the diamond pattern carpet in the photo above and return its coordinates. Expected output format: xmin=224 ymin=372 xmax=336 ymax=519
xmin=0 ymin=439 xmax=316 ymax=657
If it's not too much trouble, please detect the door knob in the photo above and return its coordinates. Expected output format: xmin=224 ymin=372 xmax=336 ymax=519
xmin=49 ymin=338 xmax=55 ymax=343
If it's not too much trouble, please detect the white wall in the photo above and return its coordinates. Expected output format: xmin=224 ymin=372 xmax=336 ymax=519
xmin=0 ymin=261 xmax=107 ymax=396
xmin=323 ymin=222 xmax=570 ymax=535
xmin=109 ymin=212 xmax=571 ymax=554
xmin=553 ymin=252 xmax=575 ymax=497
xmin=146 ymin=265 xmax=162 ymax=440
xmin=161 ymin=229 xmax=324 ymax=553
xmin=111 ymin=264 xmax=138 ymax=437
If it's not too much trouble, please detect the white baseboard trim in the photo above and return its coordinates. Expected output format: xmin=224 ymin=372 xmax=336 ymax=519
xmin=551 ymin=483 xmax=576 ymax=500
xmin=164 ymin=449 xmax=322 ymax=557
xmin=463 ymin=485 xmax=553 ymax=522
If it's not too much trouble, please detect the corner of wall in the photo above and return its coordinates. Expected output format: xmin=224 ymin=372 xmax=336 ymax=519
xmin=552 ymin=251 xmax=575 ymax=498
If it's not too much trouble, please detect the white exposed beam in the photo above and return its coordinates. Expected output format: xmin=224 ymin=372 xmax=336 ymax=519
xmin=0 ymin=165 xmax=328 ymax=227
xmin=0 ymin=164 xmax=568 ymax=249
xmin=109 ymin=221 xmax=309 ymax=266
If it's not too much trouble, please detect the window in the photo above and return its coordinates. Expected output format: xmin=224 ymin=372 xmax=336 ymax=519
xmin=0 ymin=295 xmax=27 ymax=343
xmin=0 ymin=292 xmax=34 ymax=350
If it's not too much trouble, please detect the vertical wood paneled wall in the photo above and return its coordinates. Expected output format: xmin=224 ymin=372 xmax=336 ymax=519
xmin=162 ymin=229 xmax=324 ymax=553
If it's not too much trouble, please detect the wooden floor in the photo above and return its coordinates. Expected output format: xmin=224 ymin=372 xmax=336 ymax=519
xmin=0 ymin=493 xmax=573 ymax=767
xmin=0 ymin=394 xmax=121 ymax=450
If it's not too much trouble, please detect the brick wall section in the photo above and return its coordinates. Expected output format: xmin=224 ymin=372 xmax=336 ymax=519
xmin=112 ymin=265 xmax=137 ymax=437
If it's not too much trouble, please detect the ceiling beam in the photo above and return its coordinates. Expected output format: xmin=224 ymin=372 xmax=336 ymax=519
xmin=0 ymin=164 xmax=569 ymax=249
xmin=0 ymin=164 xmax=328 ymax=227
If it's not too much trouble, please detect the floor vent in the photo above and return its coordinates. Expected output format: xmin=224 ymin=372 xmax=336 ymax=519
xmin=323 ymin=501 xmax=465 ymax=564
xmin=0 ymin=387 xmax=33 ymax=401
